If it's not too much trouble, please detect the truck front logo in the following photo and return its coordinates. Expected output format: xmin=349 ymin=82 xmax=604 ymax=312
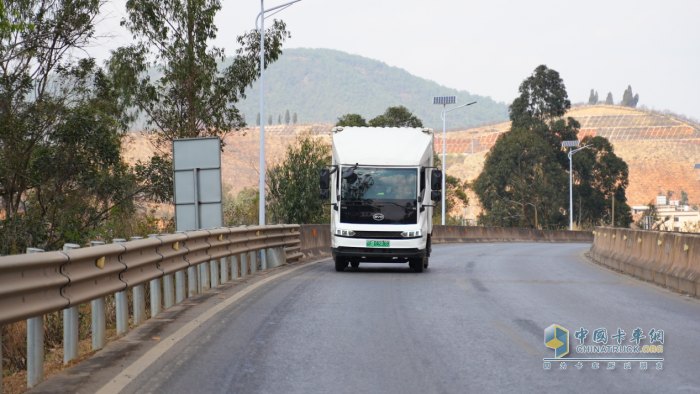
xmin=373 ymin=213 xmax=384 ymax=221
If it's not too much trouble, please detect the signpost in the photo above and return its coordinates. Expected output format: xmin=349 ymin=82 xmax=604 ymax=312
xmin=173 ymin=137 xmax=223 ymax=231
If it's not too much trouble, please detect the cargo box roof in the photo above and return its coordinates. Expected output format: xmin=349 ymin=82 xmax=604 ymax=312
xmin=332 ymin=127 xmax=433 ymax=167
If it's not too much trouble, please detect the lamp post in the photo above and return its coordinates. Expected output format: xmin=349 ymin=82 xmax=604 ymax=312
xmin=433 ymin=97 xmax=476 ymax=225
xmin=256 ymin=0 xmax=301 ymax=227
xmin=563 ymin=140 xmax=592 ymax=230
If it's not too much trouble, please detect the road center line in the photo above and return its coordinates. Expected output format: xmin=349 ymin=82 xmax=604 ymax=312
xmin=492 ymin=320 xmax=544 ymax=356
xmin=95 ymin=259 xmax=326 ymax=394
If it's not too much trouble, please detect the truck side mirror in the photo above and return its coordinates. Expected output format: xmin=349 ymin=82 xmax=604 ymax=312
xmin=319 ymin=189 xmax=329 ymax=200
xmin=431 ymin=190 xmax=441 ymax=201
xmin=320 ymin=168 xmax=330 ymax=189
xmin=431 ymin=169 xmax=442 ymax=190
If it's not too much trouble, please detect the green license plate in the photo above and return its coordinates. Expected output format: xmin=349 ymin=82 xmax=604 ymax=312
xmin=366 ymin=240 xmax=390 ymax=247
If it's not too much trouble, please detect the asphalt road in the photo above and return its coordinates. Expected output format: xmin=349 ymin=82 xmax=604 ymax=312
xmin=42 ymin=243 xmax=700 ymax=393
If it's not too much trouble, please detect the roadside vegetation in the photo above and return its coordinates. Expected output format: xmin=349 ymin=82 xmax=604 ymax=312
xmin=473 ymin=65 xmax=632 ymax=229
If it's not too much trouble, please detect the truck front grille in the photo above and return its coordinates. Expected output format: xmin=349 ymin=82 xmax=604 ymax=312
xmin=352 ymin=231 xmax=404 ymax=239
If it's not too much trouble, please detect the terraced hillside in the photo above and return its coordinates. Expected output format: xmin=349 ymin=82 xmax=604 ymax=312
xmin=123 ymin=106 xmax=700 ymax=221
xmin=446 ymin=105 xmax=700 ymax=215
xmin=122 ymin=124 xmax=335 ymax=198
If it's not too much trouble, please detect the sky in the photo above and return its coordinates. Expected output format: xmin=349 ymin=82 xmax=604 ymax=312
xmin=92 ymin=0 xmax=700 ymax=121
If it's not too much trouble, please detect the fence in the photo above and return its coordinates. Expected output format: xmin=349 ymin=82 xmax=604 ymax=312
xmin=0 ymin=224 xmax=302 ymax=390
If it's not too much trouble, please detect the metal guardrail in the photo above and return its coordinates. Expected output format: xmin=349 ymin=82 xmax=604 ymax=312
xmin=0 ymin=224 xmax=301 ymax=390
xmin=0 ymin=224 xmax=301 ymax=327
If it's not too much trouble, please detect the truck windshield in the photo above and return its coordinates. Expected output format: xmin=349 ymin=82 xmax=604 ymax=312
xmin=340 ymin=167 xmax=418 ymax=224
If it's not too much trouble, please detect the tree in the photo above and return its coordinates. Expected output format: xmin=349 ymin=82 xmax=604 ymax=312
xmin=680 ymin=190 xmax=689 ymax=205
xmin=621 ymin=85 xmax=639 ymax=108
xmin=242 ymin=113 xmax=246 ymax=125
xmin=266 ymin=132 xmax=330 ymax=224
xmin=336 ymin=113 xmax=367 ymax=127
xmin=368 ymin=106 xmax=423 ymax=128
xmin=605 ymin=92 xmax=614 ymax=105
xmin=509 ymin=65 xmax=571 ymax=128
xmin=284 ymin=109 xmax=290 ymax=124
xmin=268 ymin=114 xmax=272 ymax=125
xmin=292 ymin=112 xmax=297 ymax=124
xmin=474 ymin=65 xmax=631 ymax=230
xmin=108 ymin=0 xmax=291 ymax=148
xmin=588 ymin=89 xmax=599 ymax=105
xmin=222 ymin=184 xmax=258 ymax=226
xmin=278 ymin=114 xmax=282 ymax=124
xmin=572 ymin=136 xmax=632 ymax=228
xmin=473 ymin=127 xmax=568 ymax=229
xmin=431 ymin=154 xmax=469 ymax=224
xmin=256 ymin=112 xmax=260 ymax=126
xmin=0 ymin=0 xmax=150 ymax=252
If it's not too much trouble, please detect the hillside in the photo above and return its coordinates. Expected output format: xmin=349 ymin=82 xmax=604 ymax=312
xmin=227 ymin=48 xmax=509 ymax=130
xmin=445 ymin=105 xmax=700 ymax=218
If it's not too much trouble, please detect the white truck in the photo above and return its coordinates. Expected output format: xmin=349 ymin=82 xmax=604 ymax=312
xmin=319 ymin=126 xmax=442 ymax=272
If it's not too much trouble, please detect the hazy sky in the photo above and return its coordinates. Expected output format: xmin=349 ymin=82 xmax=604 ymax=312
xmin=93 ymin=0 xmax=700 ymax=120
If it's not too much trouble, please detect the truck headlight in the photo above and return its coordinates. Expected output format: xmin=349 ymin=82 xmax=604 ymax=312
xmin=401 ymin=230 xmax=422 ymax=238
xmin=335 ymin=229 xmax=356 ymax=237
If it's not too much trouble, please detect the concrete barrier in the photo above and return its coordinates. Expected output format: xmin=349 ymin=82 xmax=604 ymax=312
xmin=590 ymin=226 xmax=700 ymax=296
xmin=297 ymin=225 xmax=593 ymax=260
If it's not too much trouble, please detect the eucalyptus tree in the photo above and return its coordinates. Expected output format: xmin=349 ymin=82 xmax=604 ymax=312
xmin=0 ymin=0 xmax=142 ymax=252
xmin=108 ymin=0 xmax=291 ymax=148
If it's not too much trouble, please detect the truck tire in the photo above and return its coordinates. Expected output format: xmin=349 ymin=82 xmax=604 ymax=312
xmin=335 ymin=257 xmax=347 ymax=272
xmin=410 ymin=257 xmax=424 ymax=273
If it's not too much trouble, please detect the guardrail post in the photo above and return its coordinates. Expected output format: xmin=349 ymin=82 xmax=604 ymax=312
xmin=147 ymin=235 xmax=162 ymax=317
xmin=261 ymin=249 xmax=268 ymax=270
xmin=62 ymin=243 xmax=80 ymax=364
xmin=240 ymin=253 xmax=248 ymax=277
xmin=89 ymin=241 xmax=107 ymax=351
xmin=188 ymin=265 xmax=198 ymax=297
xmin=163 ymin=273 xmax=174 ymax=309
xmin=231 ymin=255 xmax=239 ymax=279
xmin=221 ymin=257 xmax=228 ymax=284
xmin=211 ymin=260 xmax=219 ymax=287
xmin=201 ymin=262 xmax=210 ymax=291
xmin=249 ymin=251 xmax=257 ymax=274
xmin=176 ymin=270 xmax=186 ymax=302
xmin=159 ymin=234 xmax=175 ymax=309
xmin=112 ymin=238 xmax=129 ymax=336
xmin=130 ymin=237 xmax=146 ymax=324
xmin=26 ymin=247 xmax=45 ymax=388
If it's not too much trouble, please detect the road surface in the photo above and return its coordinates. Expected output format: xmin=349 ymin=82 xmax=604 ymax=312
xmin=32 ymin=243 xmax=700 ymax=393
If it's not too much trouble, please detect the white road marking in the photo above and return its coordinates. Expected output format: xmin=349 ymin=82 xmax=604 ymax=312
xmin=95 ymin=259 xmax=326 ymax=394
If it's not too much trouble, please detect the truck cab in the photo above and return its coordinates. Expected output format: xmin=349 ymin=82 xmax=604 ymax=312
xmin=319 ymin=126 xmax=442 ymax=272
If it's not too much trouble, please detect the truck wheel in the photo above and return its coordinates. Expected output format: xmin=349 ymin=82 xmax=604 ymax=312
xmin=350 ymin=261 xmax=360 ymax=268
xmin=410 ymin=258 xmax=424 ymax=273
xmin=335 ymin=258 xmax=347 ymax=272
xmin=424 ymin=256 xmax=429 ymax=269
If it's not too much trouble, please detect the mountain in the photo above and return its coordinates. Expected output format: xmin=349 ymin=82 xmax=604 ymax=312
xmin=229 ymin=48 xmax=509 ymax=129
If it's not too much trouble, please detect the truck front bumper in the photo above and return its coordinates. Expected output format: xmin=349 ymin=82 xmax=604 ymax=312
xmin=332 ymin=246 xmax=425 ymax=263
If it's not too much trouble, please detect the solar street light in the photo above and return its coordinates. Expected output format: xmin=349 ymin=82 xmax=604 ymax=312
xmin=563 ymin=141 xmax=593 ymax=230
xmin=433 ymin=97 xmax=476 ymax=225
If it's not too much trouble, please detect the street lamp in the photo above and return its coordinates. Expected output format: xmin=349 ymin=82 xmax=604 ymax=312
xmin=256 ymin=0 xmax=301 ymax=229
xmin=563 ymin=140 xmax=592 ymax=230
xmin=433 ymin=97 xmax=476 ymax=225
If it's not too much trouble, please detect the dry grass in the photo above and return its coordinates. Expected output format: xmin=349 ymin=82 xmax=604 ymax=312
xmin=2 ymin=326 xmax=121 ymax=394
